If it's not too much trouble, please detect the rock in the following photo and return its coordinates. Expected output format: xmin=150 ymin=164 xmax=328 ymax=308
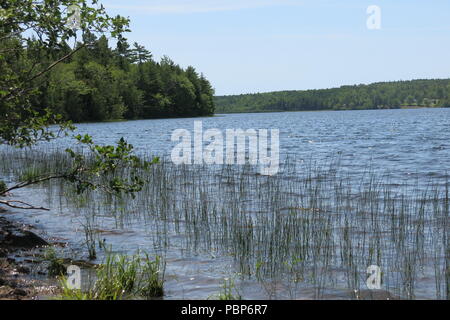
xmin=0 ymin=217 xmax=48 ymax=249
xmin=5 ymin=230 xmax=48 ymax=248
xmin=12 ymin=288 xmax=27 ymax=296
xmin=0 ymin=216 xmax=58 ymax=300
xmin=23 ymin=259 xmax=37 ymax=264
xmin=16 ymin=265 xmax=30 ymax=274
xmin=356 ymin=289 xmax=399 ymax=300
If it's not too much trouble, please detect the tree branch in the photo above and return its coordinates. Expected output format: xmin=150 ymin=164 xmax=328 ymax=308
xmin=1 ymin=173 xmax=69 ymax=195
xmin=27 ymin=43 xmax=86 ymax=83
xmin=0 ymin=199 xmax=49 ymax=211
xmin=1 ymin=44 xmax=86 ymax=102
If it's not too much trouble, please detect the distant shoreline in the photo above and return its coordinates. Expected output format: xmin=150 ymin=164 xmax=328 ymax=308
xmin=65 ymin=106 xmax=445 ymax=126
xmin=215 ymin=105 xmax=442 ymax=115
xmin=214 ymin=78 xmax=450 ymax=114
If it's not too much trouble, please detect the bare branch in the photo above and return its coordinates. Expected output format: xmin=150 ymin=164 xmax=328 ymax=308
xmin=0 ymin=199 xmax=49 ymax=211
xmin=1 ymin=173 xmax=68 ymax=195
xmin=27 ymin=44 xmax=86 ymax=83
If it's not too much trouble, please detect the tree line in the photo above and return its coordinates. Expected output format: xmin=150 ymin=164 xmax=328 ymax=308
xmin=1 ymin=0 xmax=159 ymax=209
xmin=3 ymin=33 xmax=215 ymax=123
xmin=215 ymin=79 xmax=450 ymax=113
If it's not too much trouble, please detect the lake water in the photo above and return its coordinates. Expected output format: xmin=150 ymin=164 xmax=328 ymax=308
xmin=49 ymin=107 xmax=450 ymax=180
xmin=2 ymin=108 xmax=450 ymax=299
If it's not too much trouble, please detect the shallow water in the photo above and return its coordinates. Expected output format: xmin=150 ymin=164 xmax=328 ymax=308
xmin=2 ymin=108 xmax=450 ymax=299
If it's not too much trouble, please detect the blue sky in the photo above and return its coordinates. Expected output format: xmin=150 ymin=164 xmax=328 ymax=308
xmin=102 ymin=0 xmax=450 ymax=95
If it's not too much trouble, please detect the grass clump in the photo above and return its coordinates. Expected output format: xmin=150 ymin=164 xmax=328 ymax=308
xmin=215 ymin=278 xmax=241 ymax=300
xmin=44 ymin=248 xmax=66 ymax=277
xmin=82 ymin=215 xmax=98 ymax=260
xmin=0 ymin=180 xmax=7 ymax=194
xmin=59 ymin=251 xmax=165 ymax=300
xmin=93 ymin=253 xmax=139 ymax=300
xmin=19 ymin=166 xmax=45 ymax=182
xmin=138 ymin=253 xmax=165 ymax=298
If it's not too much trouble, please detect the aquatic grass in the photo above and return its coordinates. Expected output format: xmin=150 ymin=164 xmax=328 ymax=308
xmin=82 ymin=214 xmax=98 ymax=260
xmin=93 ymin=252 xmax=139 ymax=299
xmin=18 ymin=166 xmax=49 ymax=183
xmin=211 ymin=278 xmax=241 ymax=300
xmin=0 ymin=179 xmax=6 ymax=194
xmin=59 ymin=279 xmax=93 ymax=300
xmin=1 ymin=146 xmax=449 ymax=299
xmin=138 ymin=253 xmax=165 ymax=298
xmin=44 ymin=247 xmax=67 ymax=277
xmin=58 ymin=250 xmax=165 ymax=300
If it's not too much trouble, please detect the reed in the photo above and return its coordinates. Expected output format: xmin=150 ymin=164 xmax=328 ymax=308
xmin=214 ymin=278 xmax=241 ymax=300
xmin=59 ymin=250 xmax=165 ymax=300
xmin=1 ymin=146 xmax=448 ymax=299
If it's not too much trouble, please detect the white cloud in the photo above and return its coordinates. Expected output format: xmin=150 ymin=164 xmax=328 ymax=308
xmin=104 ymin=0 xmax=301 ymax=14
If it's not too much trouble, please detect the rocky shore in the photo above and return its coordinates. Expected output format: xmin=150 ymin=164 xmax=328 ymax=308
xmin=0 ymin=209 xmax=60 ymax=299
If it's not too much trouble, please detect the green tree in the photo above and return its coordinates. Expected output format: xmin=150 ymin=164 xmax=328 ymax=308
xmin=215 ymin=79 xmax=450 ymax=114
xmin=131 ymin=42 xmax=152 ymax=64
xmin=0 ymin=0 xmax=153 ymax=211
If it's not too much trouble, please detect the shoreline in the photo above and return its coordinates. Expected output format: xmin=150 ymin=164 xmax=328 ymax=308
xmin=54 ymin=106 xmax=445 ymax=127
xmin=215 ymin=105 xmax=442 ymax=115
xmin=0 ymin=210 xmax=60 ymax=300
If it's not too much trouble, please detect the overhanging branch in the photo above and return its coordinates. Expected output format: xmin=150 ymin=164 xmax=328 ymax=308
xmin=1 ymin=43 xmax=87 ymax=102
xmin=2 ymin=173 xmax=68 ymax=195
xmin=0 ymin=199 xmax=49 ymax=211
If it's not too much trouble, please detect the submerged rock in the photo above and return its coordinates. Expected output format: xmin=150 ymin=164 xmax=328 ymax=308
xmin=16 ymin=266 xmax=30 ymax=274
xmin=12 ymin=288 xmax=27 ymax=296
xmin=355 ymin=289 xmax=400 ymax=300
xmin=5 ymin=230 xmax=48 ymax=248
xmin=0 ymin=217 xmax=48 ymax=249
xmin=0 ymin=215 xmax=62 ymax=300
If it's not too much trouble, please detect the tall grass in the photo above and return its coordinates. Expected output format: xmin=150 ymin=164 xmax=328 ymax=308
xmin=0 ymin=146 xmax=448 ymax=299
xmin=59 ymin=250 xmax=165 ymax=300
xmin=214 ymin=278 xmax=241 ymax=300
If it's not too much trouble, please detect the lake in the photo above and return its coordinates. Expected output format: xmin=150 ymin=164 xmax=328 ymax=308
xmin=48 ymin=107 xmax=450 ymax=180
xmin=1 ymin=108 xmax=450 ymax=299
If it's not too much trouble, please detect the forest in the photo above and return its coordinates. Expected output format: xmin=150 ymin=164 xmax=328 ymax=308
xmin=215 ymin=79 xmax=450 ymax=113
xmin=2 ymin=33 xmax=215 ymax=123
